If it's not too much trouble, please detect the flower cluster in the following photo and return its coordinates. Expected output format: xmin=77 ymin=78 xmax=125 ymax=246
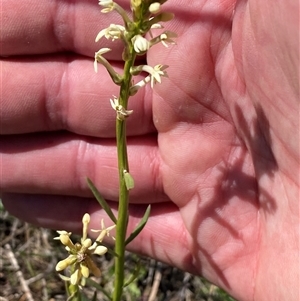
xmin=94 ymin=0 xmax=177 ymax=116
xmin=54 ymin=213 xmax=115 ymax=286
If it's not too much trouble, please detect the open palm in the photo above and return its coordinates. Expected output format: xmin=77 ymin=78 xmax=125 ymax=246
xmin=1 ymin=1 xmax=298 ymax=301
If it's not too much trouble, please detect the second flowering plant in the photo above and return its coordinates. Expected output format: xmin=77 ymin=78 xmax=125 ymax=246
xmin=55 ymin=0 xmax=176 ymax=300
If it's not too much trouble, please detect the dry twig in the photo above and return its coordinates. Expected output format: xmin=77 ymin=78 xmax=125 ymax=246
xmin=4 ymin=244 xmax=34 ymax=301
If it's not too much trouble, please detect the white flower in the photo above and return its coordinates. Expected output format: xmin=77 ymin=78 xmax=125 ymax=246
xmin=99 ymin=0 xmax=114 ymax=13
xmin=91 ymin=218 xmax=116 ymax=242
xmin=130 ymin=64 xmax=169 ymax=94
xmin=149 ymin=30 xmax=177 ymax=48
xmin=159 ymin=31 xmax=177 ymax=47
xmin=94 ymin=47 xmax=111 ymax=73
xmin=109 ymin=96 xmax=133 ymax=120
xmin=140 ymin=64 xmax=169 ymax=88
xmin=132 ymin=35 xmax=150 ymax=53
xmin=95 ymin=24 xmax=125 ymax=42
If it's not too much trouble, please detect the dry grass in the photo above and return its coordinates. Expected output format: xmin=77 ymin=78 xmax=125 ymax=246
xmin=0 ymin=201 xmax=236 ymax=301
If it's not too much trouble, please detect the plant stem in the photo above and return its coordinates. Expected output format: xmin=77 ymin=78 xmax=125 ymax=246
xmin=112 ymin=51 xmax=136 ymax=301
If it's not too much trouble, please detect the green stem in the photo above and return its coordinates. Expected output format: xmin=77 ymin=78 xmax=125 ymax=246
xmin=112 ymin=51 xmax=136 ymax=301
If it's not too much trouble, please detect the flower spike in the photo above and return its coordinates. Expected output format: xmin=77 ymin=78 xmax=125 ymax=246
xmin=90 ymin=0 xmax=176 ymax=299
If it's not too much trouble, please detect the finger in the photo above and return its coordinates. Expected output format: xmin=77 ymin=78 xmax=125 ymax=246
xmin=0 ymin=0 xmax=131 ymax=57
xmin=1 ymin=55 xmax=154 ymax=136
xmin=0 ymin=132 xmax=167 ymax=203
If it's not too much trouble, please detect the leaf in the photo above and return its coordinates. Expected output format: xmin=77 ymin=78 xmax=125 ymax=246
xmin=86 ymin=178 xmax=117 ymax=224
xmin=125 ymin=205 xmax=151 ymax=246
xmin=124 ymin=170 xmax=134 ymax=190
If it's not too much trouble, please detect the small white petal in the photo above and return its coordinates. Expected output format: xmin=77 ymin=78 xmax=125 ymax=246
xmin=95 ymin=28 xmax=107 ymax=42
xmin=99 ymin=0 xmax=113 ymax=5
xmin=95 ymin=48 xmax=112 ymax=56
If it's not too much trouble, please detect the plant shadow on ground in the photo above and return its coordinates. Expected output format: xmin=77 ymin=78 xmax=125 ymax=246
xmin=0 ymin=201 xmax=235 ymax=301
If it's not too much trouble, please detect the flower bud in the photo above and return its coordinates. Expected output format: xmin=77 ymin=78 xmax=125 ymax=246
xmin=82 ymin=238 xmax=92 ymax=248
xmin=132 ymin=35 xmax=150 ymax=53
xmin=82 ymin=213 xmax=90 ymax=224
xmin=149 ymin=2 xmax=161 ymax=14
xmin=70 ymin=269 xmax=81 ymax=285
xmin=94 ymin=245 xmax=108 ymax=255
xmin=55 ymin=256 xmax=76 ymax=271
xmin=80 ymin=264 xmax=90 ymax=278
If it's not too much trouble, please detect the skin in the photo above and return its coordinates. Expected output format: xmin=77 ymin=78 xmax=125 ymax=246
xmin=0 ymin=0 xmax=299 ymax=300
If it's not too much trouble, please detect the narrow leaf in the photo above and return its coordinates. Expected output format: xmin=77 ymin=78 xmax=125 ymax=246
xmin=86 ymin=178 xmax=117 ymax=224
xmin=125 ymin=205 xmax=151 ymax=245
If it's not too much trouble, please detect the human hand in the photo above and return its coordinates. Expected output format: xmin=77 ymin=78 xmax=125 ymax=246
xmin=1 ymin=1 xmax=298 ymax=301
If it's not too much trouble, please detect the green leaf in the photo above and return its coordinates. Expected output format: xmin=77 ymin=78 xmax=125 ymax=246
xmin=124 ymin=170 xmax=134 ymax=190
xmin=86 ymin=178 xmax=117 ymax=224
xmin=125 ymin=205 xmax=151 ymax=246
